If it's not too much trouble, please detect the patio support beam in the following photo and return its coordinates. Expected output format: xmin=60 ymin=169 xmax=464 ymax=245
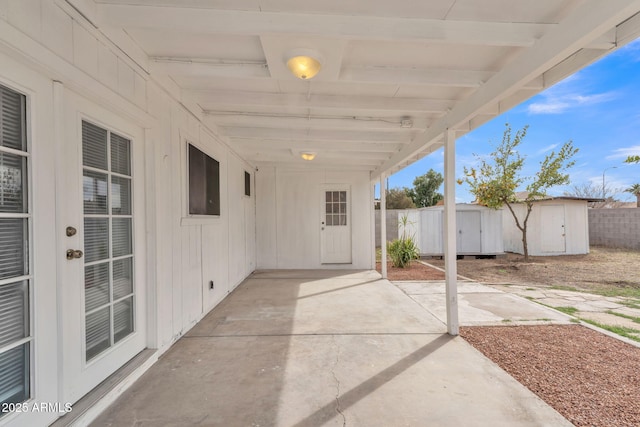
xmin=443 ymin=129 xmax=459 ymax=336
xmin=380 ymin=174 xmax=387 ymax=279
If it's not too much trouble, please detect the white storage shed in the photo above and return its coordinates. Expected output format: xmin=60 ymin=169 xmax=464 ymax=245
xmin=502 ymin=197 xmax=593 ymax=256
xmin=399 ymin=204 xmax=504 ymax=256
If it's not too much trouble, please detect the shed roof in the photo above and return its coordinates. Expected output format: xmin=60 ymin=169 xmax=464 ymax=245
xmin=514 ymin=191 xmax=604 ymax=203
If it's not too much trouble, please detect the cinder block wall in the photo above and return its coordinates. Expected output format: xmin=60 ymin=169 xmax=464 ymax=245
xmin=588 ymin=208 xmax=640 ymax=250
xmin=374 ymin=210 xmax=399 ymax=247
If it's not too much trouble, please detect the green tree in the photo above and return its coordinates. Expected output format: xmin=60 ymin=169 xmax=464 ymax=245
xmin=625 ymin=183 xmax=640 ymax=207
xmin=462 ymin=124 xmax=578 ymax=261
xmin=407 ymin=169 xmax=444 ymax=207
xmin=625 ymin=155 xmax=640 ymax=164
xmin=384 ymin=187 xmax=416 ymax=209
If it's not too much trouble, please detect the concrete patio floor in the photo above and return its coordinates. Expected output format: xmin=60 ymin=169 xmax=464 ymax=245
xmin=91 ymin=270 xmax=571 ymax=426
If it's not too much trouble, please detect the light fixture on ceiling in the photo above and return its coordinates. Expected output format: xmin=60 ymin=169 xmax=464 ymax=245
xmin=400 ymin=117 xmax=413 ymax=128
xmin=301 ymin=152 xmax=317 ymax=161
xmin=286 ymin=49 xmax=322 ymax=80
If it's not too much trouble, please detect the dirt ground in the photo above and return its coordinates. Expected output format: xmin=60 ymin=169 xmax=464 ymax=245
xmin=429 ymin=246 xmax=640 ymax=294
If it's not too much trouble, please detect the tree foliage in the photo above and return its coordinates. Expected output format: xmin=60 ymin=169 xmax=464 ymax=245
xmin=563 ymin=182 xmax=621 ymax=208
xmin=564 ymin=182 xmax=605 ymax=199
xmin=406 ymin=169 xmax=444 ymax=207
xmin=625 ymin=183 xmax=640 ymax=207
xmin=462 ymin=124 xmax=578 ymax=261
xmin=625 ymin=156 xmax=639 ymax=206
xmin=384 ymin=188 xmax=416 ymax=209
xmin=625 ymin=155 xmax=640 ymax=164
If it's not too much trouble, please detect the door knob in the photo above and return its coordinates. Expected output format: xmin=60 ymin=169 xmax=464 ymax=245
xmin=66 ymin=249 xmax=83 ymax=260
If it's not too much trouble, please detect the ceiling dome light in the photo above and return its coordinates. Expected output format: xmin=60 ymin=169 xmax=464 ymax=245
xmin=301 ymin=152 xmax=317 ymax=161
xmin=287 ymin=55 xmax=322 ymax=80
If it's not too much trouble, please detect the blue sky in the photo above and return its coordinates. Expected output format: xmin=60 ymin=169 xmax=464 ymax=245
xmin=385 ymin=37 xmax=640 ymax=203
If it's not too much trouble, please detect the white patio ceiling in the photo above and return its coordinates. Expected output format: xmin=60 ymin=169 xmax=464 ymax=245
xmin=92 ymin=0 xmax=640 ymax=177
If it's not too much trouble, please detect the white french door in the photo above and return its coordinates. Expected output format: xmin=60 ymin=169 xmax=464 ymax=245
xmin=59 ymin=92 xmax=146 ymax=404
xmin=0 ymin=68 xmax=58 ymax=427
xmin=320 ymin=186 xmax=352 ymax=264
xmin=0 ymin=83 xmax=35 ymax=426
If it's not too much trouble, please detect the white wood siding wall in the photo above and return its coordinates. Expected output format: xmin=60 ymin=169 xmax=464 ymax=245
xmin=399 ymin=205 xmax=503 ymax=256
xmin=256 ymin=167 xmax=373 ymax=269
xmin=0 ymin=0 xmax=257 ymax=354
xmin=140 ymin=60 xmax=257 ymax=350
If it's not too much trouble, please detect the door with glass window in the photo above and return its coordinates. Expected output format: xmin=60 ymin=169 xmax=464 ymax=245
xmin=0 ymin=83 xmax=33 ymax=417
xmin=59 ymin=93 xmax=146 ymax=404
xmin=0 ymin=67 xmax=60 ymax=426
xmin=320 ymin=186 xmax=352 ymax=264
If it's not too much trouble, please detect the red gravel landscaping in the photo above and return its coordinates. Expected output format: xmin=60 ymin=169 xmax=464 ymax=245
xmin=460 ymin=324 xmax=640 ymax=427
xmin=375 ymin=261 xmax=445 ymax=281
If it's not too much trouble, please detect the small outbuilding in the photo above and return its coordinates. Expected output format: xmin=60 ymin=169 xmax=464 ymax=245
xmin=502 ymin=196 xmax=598 ymax=256
xmin=399 ymin=204 xmax=504 ymax=257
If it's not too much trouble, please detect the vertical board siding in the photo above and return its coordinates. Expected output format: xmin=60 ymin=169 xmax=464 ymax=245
xmin=255 ymin=168 xmax=373 ymax=269
xmin=0 ymin=0 xmax=259 ymax=346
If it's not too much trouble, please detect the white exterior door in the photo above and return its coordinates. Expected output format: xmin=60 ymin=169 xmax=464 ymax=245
xmin=58 ymin=92 xmax=146 ymax=404
xmin=457 ymin=211 xmax=482 ymax=253
xmin=540 ymin=205 xmax=566 ymax=253
xmin=0 ymin=70 xmax=59 ymax=426
xmin=320 ymin=186 xmax=352 ymax=264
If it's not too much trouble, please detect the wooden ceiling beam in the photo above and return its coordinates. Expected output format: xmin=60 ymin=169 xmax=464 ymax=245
xmin=204 ymin=113 xmax=429 ymax=131
xmin=98 ymin=4 xmax=552 ymax=46
xmin=221 ymin=126 xmax=417 ymax=143
xmin=188 ymin=89 xmax=454 ymax=113
xmin=230 ymin=138 xmax=403 ymax=153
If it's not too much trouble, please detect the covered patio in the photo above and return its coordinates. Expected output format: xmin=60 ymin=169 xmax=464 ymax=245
xmin=89 ymin=270 xmax=570 ymax=426
xmin=2 ymin=1 xmax=640 ymax=426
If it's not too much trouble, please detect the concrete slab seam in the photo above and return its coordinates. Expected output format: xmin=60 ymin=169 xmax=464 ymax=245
xmin=330 ymin=334 xmax=347 ymax=427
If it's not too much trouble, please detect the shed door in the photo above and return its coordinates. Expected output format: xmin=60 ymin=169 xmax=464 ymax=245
xmin=320 ymin=186 xmax=352 ymax=264
xmin=457 ymin=211 xmax=481 ymax=254
xmin=540 ymin=205 xmax=566 ymax=253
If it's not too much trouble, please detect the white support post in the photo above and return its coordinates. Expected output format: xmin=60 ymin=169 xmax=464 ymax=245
xmin=443 ymin=129 xmax=459 ymax=336
xmin=380 ymin=175 xmax=388 ymax=279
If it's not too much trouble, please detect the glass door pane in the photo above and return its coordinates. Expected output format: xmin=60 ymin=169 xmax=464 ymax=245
xmin=0 ymin=83 xmax=31 ymax=409
xmin=82 ymin=121 xmax=135 ymax=362
xmin=325 ymin=191 xmax=348 ymax=227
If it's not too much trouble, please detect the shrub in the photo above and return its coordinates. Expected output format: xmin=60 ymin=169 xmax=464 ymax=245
xmin=387 ymin=236 xmax=419 ymax=268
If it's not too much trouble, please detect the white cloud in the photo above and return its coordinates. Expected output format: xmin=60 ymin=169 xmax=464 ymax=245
xmin=606 ymin=145 xmax=640 ymax=160
xmin=528 ymin=101 xmax=569 ymax=114
xmin=535 ymin=143 xmax=559 ymax=155
xmin=528 ymin=92 xmax=616 ymax=115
